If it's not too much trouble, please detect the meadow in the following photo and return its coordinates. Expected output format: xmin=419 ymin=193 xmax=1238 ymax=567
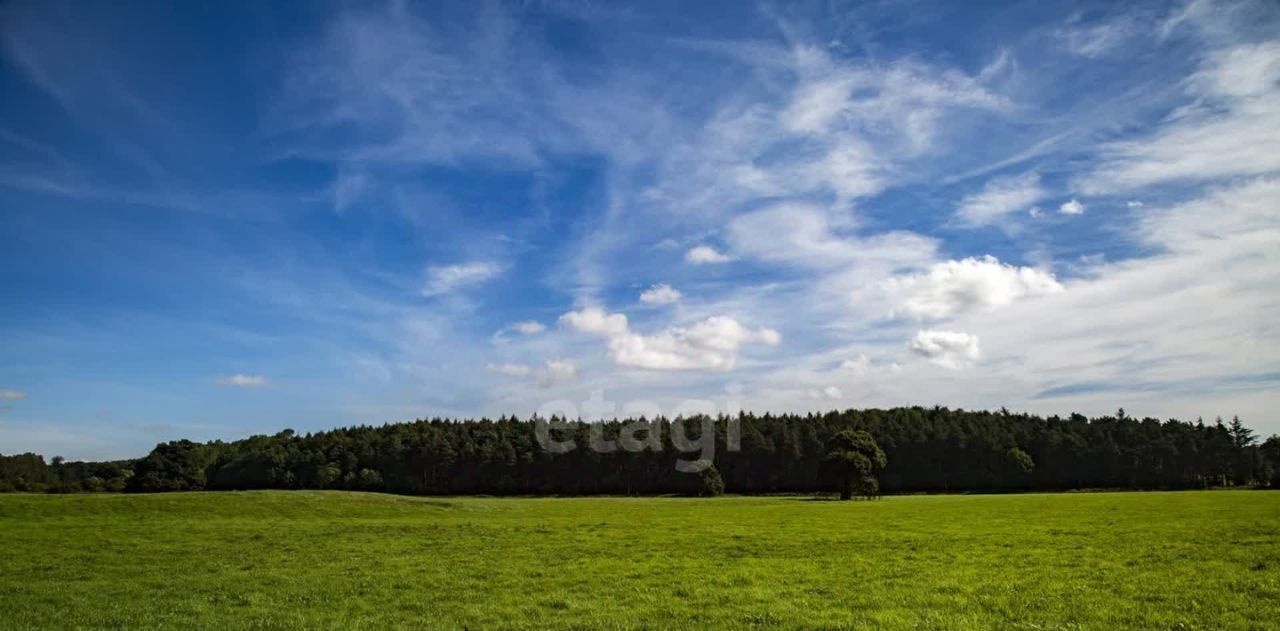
xmin=0 ymin=491 xmax=1276 ymax=630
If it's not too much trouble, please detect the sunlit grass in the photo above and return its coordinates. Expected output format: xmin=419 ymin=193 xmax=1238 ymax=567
xmin=1 ymin=490 xmax=1276 ymax=629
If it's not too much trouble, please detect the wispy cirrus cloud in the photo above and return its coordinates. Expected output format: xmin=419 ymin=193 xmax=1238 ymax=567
xmin=4 ymin=0 xmax=1280 ymax=461
xmin=1082 ymin=41 xmax=1280 ymax=193
xmin=955 ymin=172 xmax=1045 ymax=226
xmin=422 ymin=262 xmax=503 ymax=297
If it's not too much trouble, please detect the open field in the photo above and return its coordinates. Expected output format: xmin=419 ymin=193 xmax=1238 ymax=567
xmin=1 ymin=491 xmax=1277 ymax=629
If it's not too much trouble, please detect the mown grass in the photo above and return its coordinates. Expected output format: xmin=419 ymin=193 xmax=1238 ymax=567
xmin=0 ymin=490 xmax=1276 ymax=629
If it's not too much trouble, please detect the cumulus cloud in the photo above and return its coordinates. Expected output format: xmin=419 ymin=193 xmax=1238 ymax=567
xmin=882 ymin=256 xmax=1063 ymax=319
xmin=0 ymin=389 xmax=26 ymax=400
xmin=685 ymin=245 xmax=731 ymax=264
xmin=610 ymin=316 xmax=781 ymax=371
xmin=909 ymin=330 xmax=981 ymax=369
xmin=561 ymin=307 xmax=779 ymax=371
xmin=639 ymin=284 xmax=682 ymax=305
xmin=217 ymin=375 xmax=269 ymax=387
xmin=938 ymin=176 xmax=1280 ymax=420
xmin=1059 ymin=198 xmax=1086 ymax=215
xmin=422 ymin=261 xmax=502 ymax=297
xmin=955 ymin=173 xmax=1045 ymax=226
xmin=488 ymin=359 xmax=577 ymax=388
xmin=559 ymin=306 xmax=630 ymax=338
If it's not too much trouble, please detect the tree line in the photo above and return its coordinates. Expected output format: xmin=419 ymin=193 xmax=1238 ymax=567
xmin=2 ymin=407 xmax=1277 ymax=495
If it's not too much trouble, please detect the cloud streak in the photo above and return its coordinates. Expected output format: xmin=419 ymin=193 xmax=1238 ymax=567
xmin=216 ymin=375 xmax=269 ymax=388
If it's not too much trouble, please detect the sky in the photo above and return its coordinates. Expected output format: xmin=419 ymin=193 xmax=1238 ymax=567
xmin=2 ymin=0 xmax=1279 ymax=460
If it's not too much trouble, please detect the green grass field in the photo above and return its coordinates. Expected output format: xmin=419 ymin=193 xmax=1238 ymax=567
xmin=1 ymin=491 xmax=1277 ymax=629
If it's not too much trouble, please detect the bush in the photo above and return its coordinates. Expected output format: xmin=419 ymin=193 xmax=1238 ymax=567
xmin=700 ymin=464 xmax=725 ymax=497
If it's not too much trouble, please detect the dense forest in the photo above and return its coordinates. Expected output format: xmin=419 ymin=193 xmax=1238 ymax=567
xmin=2 ymin=407 xmax=1277 ymax=495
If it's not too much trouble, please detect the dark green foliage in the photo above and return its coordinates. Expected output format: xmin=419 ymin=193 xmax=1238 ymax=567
xmin=130 ymin=440 xmax=216 ymax=492
xmin=826 ymin=429 xmax=887 ymax=500
xmin=1007 ymin=447 xmax=1035 ymax=475
xmin=0 ymin=453 xmax=132 ymax=493
xmin=1228 ymin=416 xmax=1255 ymax=448
xmin=1 ymin=407 xmax=1275 ymax=496
xmin=700 ymin=463 xmax=725 ymax=497
xmin=854 ymin=475 xmax=880 ymax=500
xmin=1262 ymin=435 xmax=1280 ymax=488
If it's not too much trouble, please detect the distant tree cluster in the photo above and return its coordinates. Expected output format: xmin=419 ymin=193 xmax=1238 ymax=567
xmin=0 ymin=453 xmax=133 ymax=493
xmin=2 ymin=408 xmax=1277 ymax=496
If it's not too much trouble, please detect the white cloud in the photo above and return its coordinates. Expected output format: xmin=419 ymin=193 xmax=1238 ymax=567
xmin=840 ymin=354 xmax=874 ymax=375
xmin=511 ymin=321 xmax=545 ymax=335
xmin=487 ymin=362 xmax=531 ymax=377
xmin=955 ymin=173 xmax=1045 ymax=226
xmin=0 ymin=389 xmax=26 ymax=400
xmin=728 ymin=202 xmax=936 ymax=272
xmin=1059 ymin=198 xmax=1085 ymax=215
xmin=779 ymin=55 xmax=1006 ymax=144
xmin=840 ymin=354 xmax=902 ymax=377
xmin=1193 ymin=41 xmax=1280 ymax=99
xmin=926 ymin=176 xmax=1280 ymax=422
xmin=538 ymin=359 xmax=578 ymax=387
xmin=276 ymin=2 xmax=581 ymax=167
xmin=808 ymin=385 xmax=844 ymax=400
xmin=610 ymin=316 xmax=781 ymax=371
xmin=882 ymin=256 xmax=1063 ymax=319
xmin=488 ymin=359 xmax=576 ymax=388
xmin=1139 ymin=176 xmax=1280 ymax=253
xmin=909 ymin=330 xmax=981 ymax=369
xmin=1059 ymin=19 xmax=1137 ymax=58
xmin=685 ymin=245 xmax=731 ymax=264
xmin=561 ymin=307 xmax=779 ymax=371
xmin=332 ymin=168 xmax=370 ymax=212
xmin=422 ymin=261 xmax=502 ymax=297
xmin=491 ymin=320 xmax=547 ymax=344
xmin=1127 ymin=200 xmax=1144 ymax=208
xmin=217 ymin=374 xmax=269 ymax=387
xmin=639 ymin=284 xmax=682 ymax=305
xmin=1082 ymin=42 xmax=1280 ymax=193
xmin=559 ymin=306 xmax=630 ymax=338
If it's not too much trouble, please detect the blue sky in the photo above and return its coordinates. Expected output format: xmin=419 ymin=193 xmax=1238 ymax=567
xmin=2 ymin=0 xmax=1279 ymax=459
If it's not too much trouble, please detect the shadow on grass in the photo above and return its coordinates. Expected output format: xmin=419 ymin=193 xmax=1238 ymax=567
xmin=787 ymin=495 xmax=887 ymax=502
